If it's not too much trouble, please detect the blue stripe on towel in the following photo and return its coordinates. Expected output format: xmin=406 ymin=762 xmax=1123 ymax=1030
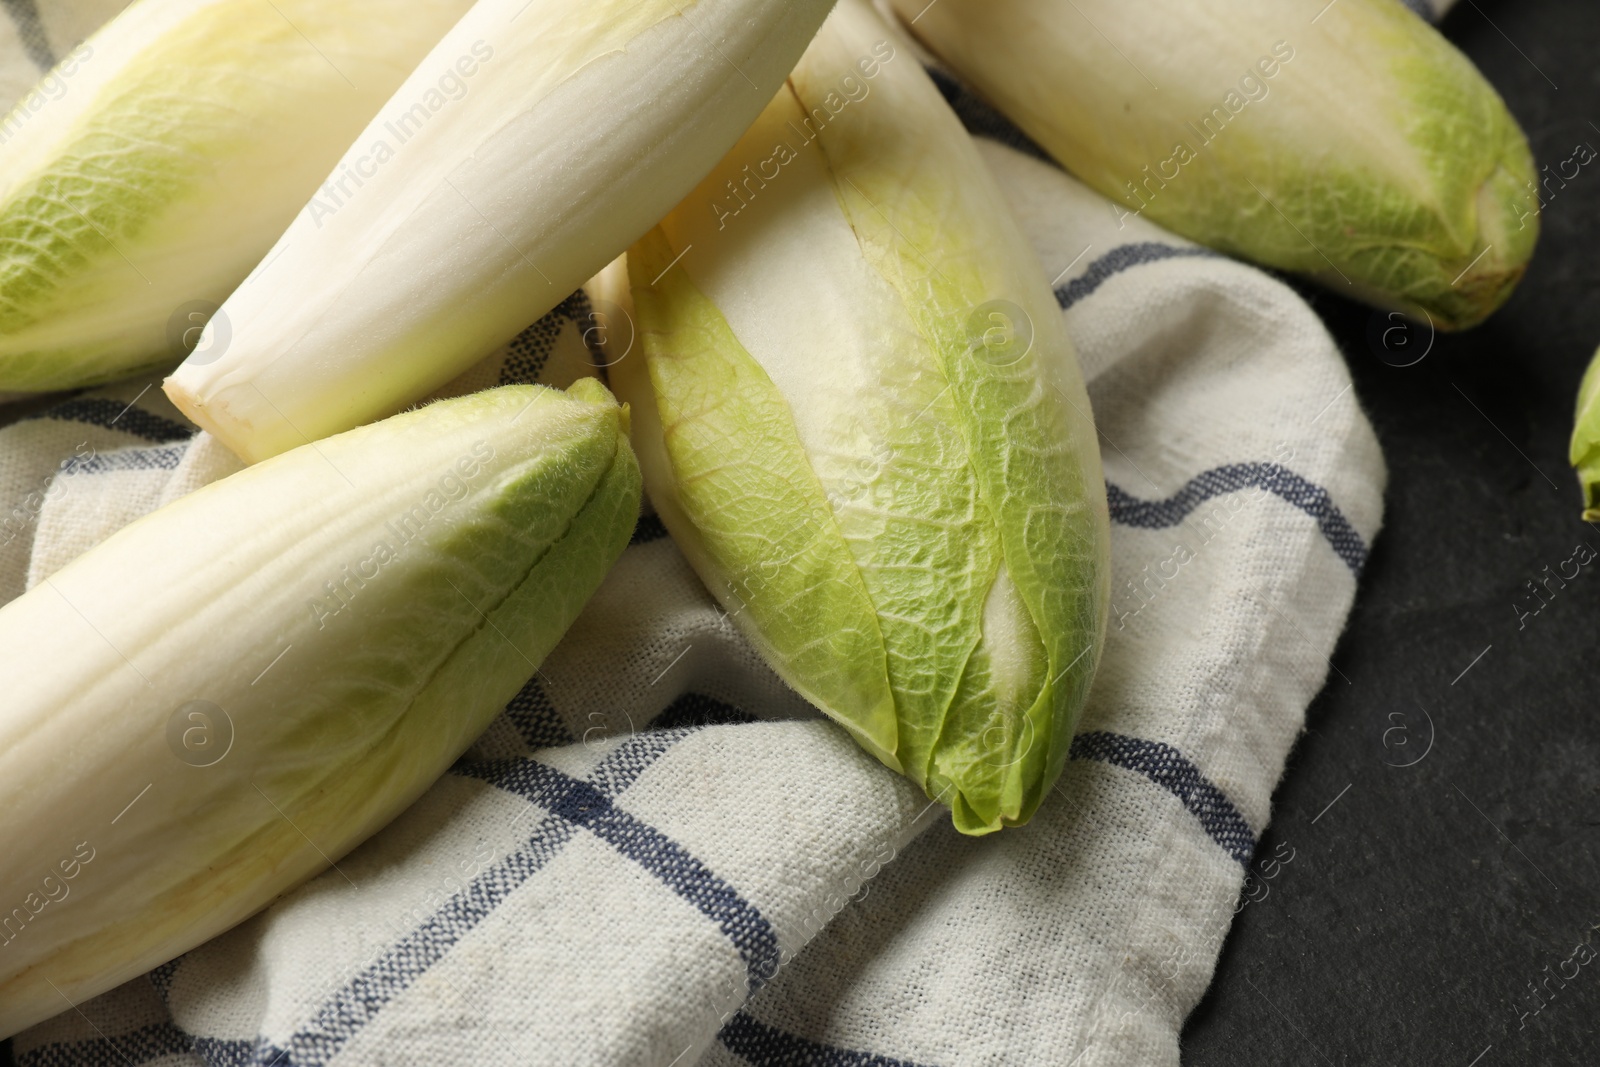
xmin=70 ymin=445 xmax=187 ymax=475
xmin=498 ymin=292 xmax=590 ymax=387
xmin=465 ymin=749 xmax=783 ymax=991
xmin=212 ymin=732 xmax=686 ymax=1067
xmin=720 ymin=1011 xmax=934 ymax=1067
xmin=501 ymin=674 xmax=572 ymax=751
xmin=2 ymin=0 xmax=54 ymax=71
xmin=16 ymin=1022 xmax=193 ymax=1067
xmin=192 ymin=1035 xmax=256 ymax=1067
xmin=654 ymin=692 xmax=759 ymax=732
xmin=1106 ymin=463 xmax=1369 ymax=575
xmin=925 ymin=67 xmax=1052 ymax=165
xmin=33 ymin=397 xmax=194 ymax=444
xmin=1054 ymin=242 xmax=1224 ymax=312
xmin=1069 ymin=732 xmax=1256 ymax=868
xmin=630 ymin=513 xmax=670 ymax=545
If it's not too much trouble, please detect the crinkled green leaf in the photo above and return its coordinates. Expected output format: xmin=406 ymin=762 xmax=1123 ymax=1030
xmin=614 ymin=0 xmax=1109 ymax=834
xmin=628 ymin=228 xmax=901 ymax=768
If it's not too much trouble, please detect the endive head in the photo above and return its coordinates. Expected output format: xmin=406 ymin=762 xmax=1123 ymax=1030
xmin=0 ymin=0 xmax=479 ymax=392
xmin=889 ymin=0 xmax=1538 ymax=331
xmin=1572 ymin=347 xmax=1600 ymax=521
xmin=0 ymin=379 xmax=639 ymax=1036
xmin=609 ymin=0 xmax=1110 ymax=834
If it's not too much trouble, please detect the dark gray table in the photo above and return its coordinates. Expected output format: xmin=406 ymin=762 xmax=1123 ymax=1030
xmin=1182 ymin=2 xmax=1600 ymax=1063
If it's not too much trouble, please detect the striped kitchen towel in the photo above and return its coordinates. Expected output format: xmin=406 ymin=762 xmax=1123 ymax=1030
xmin=0 ymin=1 xmax=1418 ymax=1065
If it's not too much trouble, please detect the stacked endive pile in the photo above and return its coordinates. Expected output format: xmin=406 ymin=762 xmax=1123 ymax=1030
xmin=0 ymin=0 xmax=839 ymax=1035
xmin=0 ymin=0 xmax=1538 ymax=1041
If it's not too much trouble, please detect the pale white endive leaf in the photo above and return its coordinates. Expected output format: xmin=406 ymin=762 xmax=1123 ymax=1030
xmin=0 ymin=379 xmax=639 ymax=1038
xmin=165 ymin=0 xmax=838 ymax=463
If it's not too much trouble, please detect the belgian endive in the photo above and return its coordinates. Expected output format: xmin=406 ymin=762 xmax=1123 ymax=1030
xmin=0 ymin=380 xmax=640 ymax=1039
xmin=888 ymin=0 xmax=1538 ymax=331
xmin=1571 ymin=346 xmax=1600 ymax=520
xmin=0 ymin=0 xmax=481 ymax=392
xmin=163 ymin=0 xmax=838 ymax=464
xmin=604 ymin=0 xmax=1110 ymax=835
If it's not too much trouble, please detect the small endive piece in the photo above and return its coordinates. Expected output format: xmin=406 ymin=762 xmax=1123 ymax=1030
xmin=164 ymin=0 xmax=838 ymax=464
xmin=0 ymin=0 xmax=481 ymax=392
xmin=1571 ymin=347 xmax=1600 ymax=520
xmin=888 ymin=0 xmax=1538 ymax=331
xmin=606 ymin=0 xmax=1110 ymax=834
xmin=0 ymin=380 xmax=640 ymax=1039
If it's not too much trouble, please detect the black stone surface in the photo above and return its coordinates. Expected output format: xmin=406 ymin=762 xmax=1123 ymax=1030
xmin=1181 ymin=2 xmax=1600 ymax=1064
